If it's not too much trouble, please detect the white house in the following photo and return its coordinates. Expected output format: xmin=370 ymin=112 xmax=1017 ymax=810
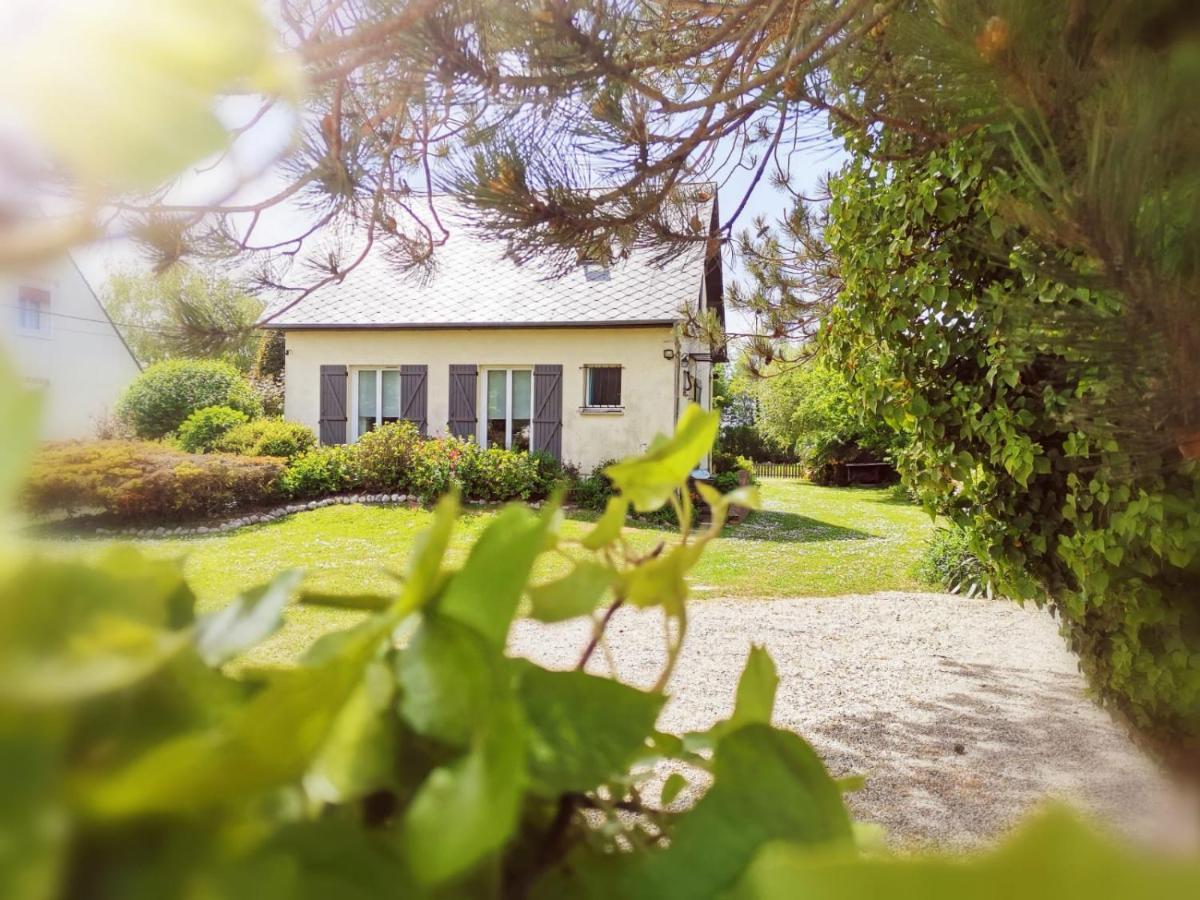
xmin=1 ymin=256 xmax=141 ymax=440
xmin=263 ymin=191 xmax=725 ymax=472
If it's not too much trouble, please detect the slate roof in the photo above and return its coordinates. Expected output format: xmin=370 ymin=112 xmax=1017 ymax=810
xmin=262 ymin=191 xmax=717 ymax=329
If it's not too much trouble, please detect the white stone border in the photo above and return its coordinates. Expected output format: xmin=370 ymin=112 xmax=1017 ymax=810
xmin=89 ymin=493 xmax=549 ymax=539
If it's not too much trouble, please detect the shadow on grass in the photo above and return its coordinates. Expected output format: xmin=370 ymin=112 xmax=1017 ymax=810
xmin=727 ymin=510 xmax=874 ymax=543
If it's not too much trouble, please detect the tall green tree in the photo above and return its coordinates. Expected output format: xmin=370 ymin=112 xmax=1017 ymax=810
xmin=103 ymin=267 xmax=265 ymax=371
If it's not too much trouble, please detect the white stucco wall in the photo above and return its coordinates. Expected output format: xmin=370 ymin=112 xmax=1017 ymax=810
xmin=282 ymin=325 xmax=686 ymax=472
xmin=0 ymin=258 xmax=141 ymax=440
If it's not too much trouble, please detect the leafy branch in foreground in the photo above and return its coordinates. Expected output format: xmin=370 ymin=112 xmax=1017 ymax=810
xmin=0 ymin=392 xmax=1195 ymax=898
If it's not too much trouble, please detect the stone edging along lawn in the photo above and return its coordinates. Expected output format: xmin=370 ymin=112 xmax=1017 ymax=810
xmin=86 ymin=492 xmax=750 ymax=540
xmin=90 ymin=493 xmax=550 ymax=539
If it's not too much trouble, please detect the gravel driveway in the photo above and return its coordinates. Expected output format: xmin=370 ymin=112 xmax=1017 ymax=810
xmin=509 ymin=592 xmax=1188 ymax=850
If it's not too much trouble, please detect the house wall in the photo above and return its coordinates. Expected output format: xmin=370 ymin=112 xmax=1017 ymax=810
xmin=282 ymin=325 xmax=682 ymax=471
xmin=0 ymin=258 xmax=141 ymax=440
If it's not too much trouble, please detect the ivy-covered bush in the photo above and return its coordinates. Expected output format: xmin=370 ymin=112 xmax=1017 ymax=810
xmin=23 ymin=441 xmax=282 ymax=522
xmin=176 ymin=405 xmax=249 ymax=453
xmin=824 ymin=134 xmax=1200 ymax=759
xmin=116 ymin=358 xmax=262 ymax=439
xmin=216 ymin=417 xmax=316 ymax=460
xmin=276 ymin=445 xmax=361 ymax=499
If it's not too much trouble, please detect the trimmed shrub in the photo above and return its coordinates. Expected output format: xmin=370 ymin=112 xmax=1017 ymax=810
xmin=354 ymin=421 xmax=423 ymax=491
xmin=117 ymin=359 xmax=261 ymax=439
xmin=458 ymin=446 xmax=541 ymax=502
xmin=216 ymin=418 xmax=315 ymax=460
xmin=177 ymin=406 xmax=249 ymax=453
xmin=278 ymin=445 xmax=360 ymax=498
xmin=24 ymin=441 xmax=282 ymax=522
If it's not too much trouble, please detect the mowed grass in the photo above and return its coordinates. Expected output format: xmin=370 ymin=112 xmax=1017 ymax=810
xmin=31 ymin=479 xmax=935 ymax=663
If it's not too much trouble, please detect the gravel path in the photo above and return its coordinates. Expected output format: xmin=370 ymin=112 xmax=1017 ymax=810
xmin=509 ymin=591 xmax=1188 ymax=850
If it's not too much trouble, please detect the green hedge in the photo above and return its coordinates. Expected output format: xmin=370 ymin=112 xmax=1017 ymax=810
xmin=24 ymin=441 xmax=283 ymax=521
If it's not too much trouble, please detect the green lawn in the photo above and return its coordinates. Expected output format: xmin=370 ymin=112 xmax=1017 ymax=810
xmin=32 ymin=479 xmax=935 ymax=663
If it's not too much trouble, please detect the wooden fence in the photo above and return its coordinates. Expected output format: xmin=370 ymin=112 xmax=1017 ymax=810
xmin=752 ymin=462 xmax=805 ymax=478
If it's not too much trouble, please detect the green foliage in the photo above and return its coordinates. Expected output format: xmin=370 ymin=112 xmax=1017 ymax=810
xmin=252 ymin=329 xmax=286 ymax=381
xmin=731 ymin=807 xmax=1200 ymax=900
xmin=915 ymin=527 xmax=992 ymax=599
xmin=753 ymin=360 xmax=902 ymax=483
xmin=117 ymin=358 xmax=262 ymax=440
xmin=23 ymin=441 xmax=282 ymax=523
xmin=103 ymin=266 xmax=266 ymax=371
xmin=277 ymin=445 xmax=361 ymax=499
xmin=216 ymin=418 xmax=316 ymax=460
xmin=176 ymin=405 xmax=249 ymax=453
xmin=824 ymin=134 xmax=1200 ymax=755
xmin=353 ymin=420 xmax=423 ymax=490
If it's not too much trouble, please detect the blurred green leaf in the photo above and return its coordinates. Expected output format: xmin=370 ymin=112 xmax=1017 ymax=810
xmin=305 ymin=660 xmax=397 ymax=804
xmin=0 ymin=553 xmax=195 ymax=706
xmin=527 ymin=561 xmax=615 ymax=623
xmin=605 ymin=405 xmax=720 ymax=512
xmin=438 ymin=504 xmax=552 ymax=645
xmin=194 ymin=570 xmax=301 ymax=666
xmin=729 ymin=808 xmax=1200 ymax=900
xmin=86 ymin=618 xmax=385 ymax=816
xmin=397 ymin=613 xmax=506 ymax=748
xmin=540 ymin=724 xmax=851 ymax=899
xmin=1 ymin=0 xmax=298 ymax=189
xmin=0 ymin=726 xmax=64 ymax=900
xmin=396 ymin=492 xmax=458 ymax=614
xmin=402 ymin=698 xmax=526 ymax=886
xmin=0 ymin=360 xmax=42 ymax=519
xmin=623 ymin=542 xmax=704 ymax=615
xmin=517 ymin=663 xmax=664 ymax=796
xmin=581 ymin=497 xmax=629 ymax=550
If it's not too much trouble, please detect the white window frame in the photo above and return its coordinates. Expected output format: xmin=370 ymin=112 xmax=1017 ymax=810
xmin=479 ymin=366 xmax=533 ymax=450
xmin=349 ymin=366 xmax=401 ymax=441
xmin=16 ymin=286 xmax=51 ymax=338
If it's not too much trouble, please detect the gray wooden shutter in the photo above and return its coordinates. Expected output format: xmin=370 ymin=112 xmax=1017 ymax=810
xmin=448 ymin=364 xmax=478 ymax=440
xmin=318 ymin=364 xmax=348 ymax=445
xmin=399 ymin=364 xmax=428 ymax=434
xmin=532 ymin=364 xmax=563 ymax=460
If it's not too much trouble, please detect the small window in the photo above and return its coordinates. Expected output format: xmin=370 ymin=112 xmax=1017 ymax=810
xmin=17 ymin=287 xmax=50 ymax=336
xmin=354 ymin=368 xmax=401 ymax=437
xmin=584 ymin=365 xmax=622 ymax=408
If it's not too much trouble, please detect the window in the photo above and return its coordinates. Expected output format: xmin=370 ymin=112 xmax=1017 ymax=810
xmin=354 ymin=368 xmax=401 ymax=437
xmin=584 ymin=365 xmax=622 ymax=409
xmin=17 ymin=287 xmax=50 ymax=336
xmin=484 ymin=368 xmax=532 ymax=451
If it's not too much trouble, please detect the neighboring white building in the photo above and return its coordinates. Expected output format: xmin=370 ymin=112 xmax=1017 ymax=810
xmin=263 ymin=190 xmax=725 ymax=472
xmin=0 ymin=256 xmax=141 ymax=440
